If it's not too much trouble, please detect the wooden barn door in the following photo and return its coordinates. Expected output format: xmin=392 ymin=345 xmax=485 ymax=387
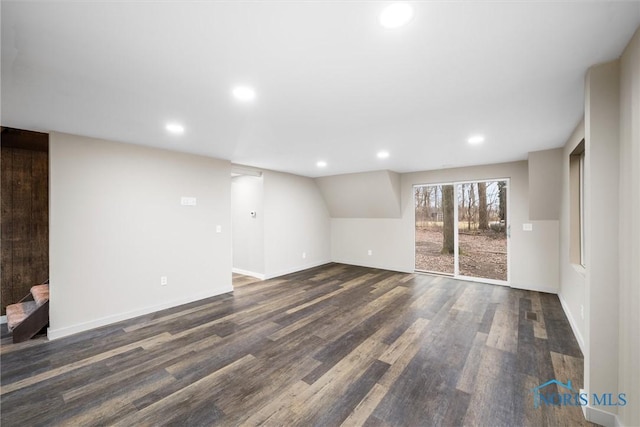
xmin=1 ymin=128 xmax=49 ymax=316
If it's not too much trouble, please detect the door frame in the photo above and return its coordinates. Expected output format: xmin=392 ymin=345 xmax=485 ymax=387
xmin=413 ymin=178 xmax=511 ymax=286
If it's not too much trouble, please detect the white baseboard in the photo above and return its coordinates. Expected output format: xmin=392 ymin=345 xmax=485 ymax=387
xmin=510 ymin=282 xmax=559 ymax=294
xmin=330 ymin=258 xmax=412 ymax=274
xmin=558 ymin=293 xmax=585 ymax=354
xmin=264 ymin=260 xmax=332 ymax=280
xmin=232 ymin=268 xmax=265 ymax=280
xmin=583 ymin=404 xmax=620 ymax=427
xmin=47 ymin=286 xmax=233 ymax=341
xmin=0 ymin=315 xmax=6 ymax=325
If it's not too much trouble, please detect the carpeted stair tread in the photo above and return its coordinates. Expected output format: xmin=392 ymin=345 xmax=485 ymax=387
xmin=6 ymin=301 xmax=38 ymax=332
xmin=30 ymin=284 xmax=50 ymax=306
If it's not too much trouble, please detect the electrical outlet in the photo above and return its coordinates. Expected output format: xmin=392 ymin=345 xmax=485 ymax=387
xmin=180 ymin=197 xmax=197 ymax=206
xmin=302 ymin=252 xmax=306 ymax=259
xmin=368 ymin=249 xmax=373 ymax=256
xmin=161 ymin=276 xmax=168 ymax=286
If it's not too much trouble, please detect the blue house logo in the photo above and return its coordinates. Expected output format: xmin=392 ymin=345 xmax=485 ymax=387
xmin=532 ymin=379 xmax=627 ymax=408
xmin=532 ymin=379 xmax=575 ymax=408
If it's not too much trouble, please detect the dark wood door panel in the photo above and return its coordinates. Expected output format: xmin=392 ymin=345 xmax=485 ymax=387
xmin=1 ymin=142 xmax=49 ymax=315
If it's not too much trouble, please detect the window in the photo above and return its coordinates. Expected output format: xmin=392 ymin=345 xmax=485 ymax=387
xmin=570 ymin=140 xmax=585 ymax=267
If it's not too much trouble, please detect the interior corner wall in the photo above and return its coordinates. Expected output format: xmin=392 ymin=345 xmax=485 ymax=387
xmin=528 ymin=148 xmax=563 ymax=220
xmin=583 ymin=59 xmax=621 ymax=424
xmin=617 ymin=25 xmax=640 ymax=427
xmin=316 ymin=170 xmax=402 ymax=218
xmin=231 ymin=175 xmax=265 ymax=278
xmin=262 ymin=170 xmax=331 ymax=279
xmin=48 ymin=132 xmax=232 ymax=339
xmin=331 ymin=161 xmax=560 ymax=293
xmin=558 ymin=120 xmax=587 ymax=351
xmin=559 ymin=30 xmax=640 ymax=426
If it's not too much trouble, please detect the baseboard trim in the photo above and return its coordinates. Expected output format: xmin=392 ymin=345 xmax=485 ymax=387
xmin=583 ymin=403 xmax=620 ymax=427
xmin=264 ymin=260 xmax=332 ymax=280
xmin=0 ymin=315 xmax=6 ymax=325
xmin=330 ymin=259 xmax=412 ymax=274
xmin=47 ymin=286 xmax=233 ymax=341
xmin=509 ymin=282 xmax=558 ymax=294
xmin=232 ymin=268 xmax=265 ymax=280
xmin=558 ymin=293 xmax=585 ymax=354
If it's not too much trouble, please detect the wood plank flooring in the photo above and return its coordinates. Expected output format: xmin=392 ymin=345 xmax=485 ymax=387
xmin=0 ymin=263 xmax=594 ymax=426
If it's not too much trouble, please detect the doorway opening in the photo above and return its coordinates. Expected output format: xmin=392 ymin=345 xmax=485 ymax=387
xmin=1 ymin=127 xmax=50 ymax=318
xmin=414 ymin=179 xmax=509 ymax=285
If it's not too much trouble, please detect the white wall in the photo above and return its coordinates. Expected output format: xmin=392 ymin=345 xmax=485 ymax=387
xmin=231 ymin=175 xmax=264 ymax=277
xmin=330 ymin=161 xmax=560 ymax=293
xmin=331 ymin=218 xmax=407 ymax=272
xmin=558 ymin=120 xmax=586 ymax=350
xmin=49 ymin=132 xmax=232 ymax=339
xmin=316 ymin=170 xmax=401 ymax=218
xmin=559 ymin=27 xmax=640 ymax=425
xmin=583 ymin=60 xmax=620 ymax=424
xmin=528 ymin=148 xmax=563 ymax=220
xmin=617 ymin=26 xmax=640 ymax=427
xmin=263 ymin=170 xmax=331 ymax=278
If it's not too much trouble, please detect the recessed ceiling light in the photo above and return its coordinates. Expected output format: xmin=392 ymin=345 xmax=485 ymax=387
xmin=379 ymin=3 xmax=414 ymax=29
xmin=165 ymin=123 xmax=185 ymax=134
xmin=377 ymin=150 xmax=390 ymax=159
xmin=316 ymin=161 xmax=327 ymax=168
xmin=232 ymin=86 xmax=256 ymax=102
xmin=468 ymin=135 xmax=485 ymax=145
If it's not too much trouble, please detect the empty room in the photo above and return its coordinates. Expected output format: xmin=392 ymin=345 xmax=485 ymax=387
xmin=1 ymin=1 xmax=639 ymax=426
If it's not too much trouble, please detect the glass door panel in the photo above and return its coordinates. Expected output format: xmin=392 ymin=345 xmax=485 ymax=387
xmin=456 ymin=181 xmax=508 ymax=281
xmin=414 ymin=184 xmax=455 ymax=275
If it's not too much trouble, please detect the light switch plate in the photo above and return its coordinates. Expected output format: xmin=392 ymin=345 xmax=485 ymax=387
xmin=216 ymin=225 xmax=222 ymax=233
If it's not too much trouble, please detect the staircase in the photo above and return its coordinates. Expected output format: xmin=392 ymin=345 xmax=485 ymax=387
xmin=6 ymin=282 xmax=50 ymax=343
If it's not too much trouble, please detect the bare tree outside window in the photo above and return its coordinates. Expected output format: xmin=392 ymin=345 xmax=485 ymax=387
xmin=442 ymin=185 xmax=455 ymax=254
xmin=415 ymin=180 xmax=507 ymax=281
xmin=478 ymin=182 xmax=488 ymax=230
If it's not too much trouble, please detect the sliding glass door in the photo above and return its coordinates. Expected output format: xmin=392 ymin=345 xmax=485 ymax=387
xmin=414 ymin=184 xmax=455 ymax=275
xmin=415 ymin=179 xmax=509 ymax=285
xmin=456 ymin=180 xmax=508 ymax=282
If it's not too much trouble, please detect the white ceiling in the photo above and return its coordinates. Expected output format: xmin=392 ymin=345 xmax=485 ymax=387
xmin=2 ymin=1 xmax=639 ymax=177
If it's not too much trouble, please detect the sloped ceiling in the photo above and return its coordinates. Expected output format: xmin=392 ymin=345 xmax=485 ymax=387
xmin=316 ymin=170 xmax=401 ymax=218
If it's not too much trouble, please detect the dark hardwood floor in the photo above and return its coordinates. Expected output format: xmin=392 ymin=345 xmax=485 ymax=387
xmin=0 ymin=263 xmax=593 ymax=426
